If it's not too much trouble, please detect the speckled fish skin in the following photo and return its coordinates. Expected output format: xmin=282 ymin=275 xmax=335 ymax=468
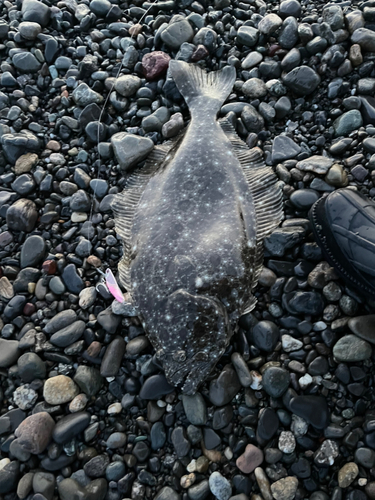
xmin=112 ymin=61 xmax=283 ymax=394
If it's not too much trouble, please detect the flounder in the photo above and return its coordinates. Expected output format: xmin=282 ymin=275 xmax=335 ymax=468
xmin=112 ymin=61 xmax=283 ymax=394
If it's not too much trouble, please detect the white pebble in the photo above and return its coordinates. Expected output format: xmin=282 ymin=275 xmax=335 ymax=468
xmin=187 ymin=459 xmax=197 ymax=473
xmin=299 ymin=373 xmax=313 ymax=389
xmin=250 ymin=371 xmax=262 ymax=390
xmin=282 ymin=334 xmax=303 ymax=352
xmin=278 ymin=431 xmax=296 ymax=454
xmin=0 ymin=458 xmax=10 ymax=471
xmin=107 ymin=402 xmax=122 ymax=415
xmin=313 ymin=321 xmax=327 ymax=331
xmin=291 ymin=415 xmax=308 ymax=438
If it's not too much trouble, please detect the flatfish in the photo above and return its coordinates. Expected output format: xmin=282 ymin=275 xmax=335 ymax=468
xmin=112 ymin=61 xmax=283 ymax=394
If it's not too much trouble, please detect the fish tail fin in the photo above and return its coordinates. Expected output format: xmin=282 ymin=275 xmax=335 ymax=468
xmin=169 ymin=60 xmax=236 ymax=117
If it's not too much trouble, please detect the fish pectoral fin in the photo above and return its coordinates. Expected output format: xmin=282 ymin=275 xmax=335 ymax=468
xmin=219 ymin=117 xmax=284 ymax=292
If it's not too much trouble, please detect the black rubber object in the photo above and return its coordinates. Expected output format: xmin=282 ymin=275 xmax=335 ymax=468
xmin=309 ymin=188 xmax=375 ymax=298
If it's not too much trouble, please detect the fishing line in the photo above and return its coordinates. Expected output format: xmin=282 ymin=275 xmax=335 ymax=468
xmin=86 ymin=0 xmax=159 ymax=300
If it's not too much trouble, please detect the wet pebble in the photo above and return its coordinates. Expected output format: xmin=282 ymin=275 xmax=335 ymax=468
xmin=209 ymin=365 xmax=241 ymax=406
xmin=209 ymin=471 xmax=232 ymax=500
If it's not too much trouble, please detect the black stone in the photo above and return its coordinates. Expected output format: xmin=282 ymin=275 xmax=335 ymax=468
xmin=61 ymin=264 xmax=84 ymax=294
xmin=291 ymin=457 xmax=311 ymax=478
xmin=44 ymin=310 xmax=77 ymax=335
xmin=290 ymin=395 xmax=329 ymax=429
xmin=20 ymin=235 xmax=46 ymax=268
xmin=272 ymin=135 xmax=301 ymax=163
xmin=45 ymin=38 xmax=59 ymax=64
xmin=40 ymin=454 xmax=76 ymax=471
xmin=283 ymin=66 xmax=320 ymax=96
xmin=97 ymin=307 xmax=121 ymax=334
xmin=79 ymin=103 xmax=102 ymax=128
xmin=257 ymin=408 xmax=279 ymax=441
xmin=6 ymin=199 xmax=38 ymax=232
xmin=209 ymin=364 xmax=241 ymax=406
xmin=50 ymin=320 xmax=86 ymax=347
xmin=13 ymin=268 xmax=41 ymax=293
xmin=83 ymin=454 xmax=110 ymax=478
xmin=203 ymin=428 xmax=221 ymax=449
xmin=139 ymin=374 xmax=174 ymax=400
xmin=0 ymin=461 xmax=20 ymax=494
xmin=308 ymin=356 xmax=329 ymax=376
xmin=262 ymin=366 xmax=290 ymax=398
xmin=171 ymin=426 xmax=190 ymax=458
xmin=100 ymin=336 xmax=125 ymax=377
xmin=52 ymin=412 xmax=91 ymax=444
xmin=17 ymin=353 xmax=46 ymax=382
xmin=132 ymin=441 xmax=150 ymax=462
xmin=283 ymin=291 xmax=324 ymax=315
xmin=4 ymin=296 xmax=26 ymax=320
xmin=212 ymin=405 xmax=233 ymax=430
xmin=150 ymin=422 xmax=166 ymax=450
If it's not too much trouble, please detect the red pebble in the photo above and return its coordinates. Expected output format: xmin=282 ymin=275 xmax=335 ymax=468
xmin=42 ymin=260 xmax=57 ymax=275
xmin=23 ymin=303 xmax=36 ymax=316
xmin=191 ymin=44 xmax=209 ymax=62
xmin=268 ymin=44 xmax=281 ymax=56
xmin=142 ymin=51 xmax=171 ymax=80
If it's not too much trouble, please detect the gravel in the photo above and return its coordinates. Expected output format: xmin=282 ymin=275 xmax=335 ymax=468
xmin=0 ymin=0 xmax=374 ymax=497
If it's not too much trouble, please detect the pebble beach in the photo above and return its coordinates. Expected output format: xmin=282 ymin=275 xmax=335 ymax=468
xmin=1 ymin=0 xmax=375 ymax=499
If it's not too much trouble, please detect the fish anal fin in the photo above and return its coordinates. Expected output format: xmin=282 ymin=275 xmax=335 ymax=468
xmin=111 ymin=137 xmax=182 ymax=292
xmin=241 ymin=295 xmax=257 ymax=316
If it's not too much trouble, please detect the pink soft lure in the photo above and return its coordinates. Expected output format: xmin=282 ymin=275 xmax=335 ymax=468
xmin=105 ymin=268 xmax=124 ymax=303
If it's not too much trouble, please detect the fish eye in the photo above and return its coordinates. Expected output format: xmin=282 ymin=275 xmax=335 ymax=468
xmin=173 ymin=350 xmax=186 ymax=362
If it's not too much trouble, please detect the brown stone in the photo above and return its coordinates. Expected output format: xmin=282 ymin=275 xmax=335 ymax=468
xmin=14 ymin=153 xmax=38 ymax=174
xmin=236 ymin=444 xmax=264 ymax=473
xmin=129 ymin=23 xmax=143 ymax=37
xmin=142 ymin=51 xmax=171 ymax=80
xmin=201 ymin=441 xmax=222 ymax=463
xmin=349 ymin=43 xmax=363 ymax=67
xmin=0 ymin=231 xmax=13 ymax=248
xmin=23 ymin=303 xmax=36 ymax=316
xmin=86 ymin=341 xmax=102 ymax=358
xmin=15 ymin=412 xmax=55 ymax=454
xmin=0 ymin=276 xmax=14 ymax=300
xmin=46 ymin=140 xmax=61 ymax=152
xmin=42 ymin=260 xmax=57 ymax=275
xmin=268 ymin=44 xmax=282 ymax=56
xmin=191 ymin=44 xmax=209 ymax=62
xmin=87 ymin=255 xmax=102 ymax=268
xmin=271 ymin=477 xmax=298 ymax=500
xmin=365 ymin=482 xmax=375 ymax=499
xmin=43 ymin=375 xmax=80 ymax=405
xmin=338 ymin=462 xmax=359 ymax=488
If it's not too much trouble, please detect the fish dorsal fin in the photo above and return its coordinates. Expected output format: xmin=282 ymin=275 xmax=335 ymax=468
xmin=111 ymin=136 xmax=181 ymax=292
xmin=219 ymin=117 xmax=284 ymax=308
